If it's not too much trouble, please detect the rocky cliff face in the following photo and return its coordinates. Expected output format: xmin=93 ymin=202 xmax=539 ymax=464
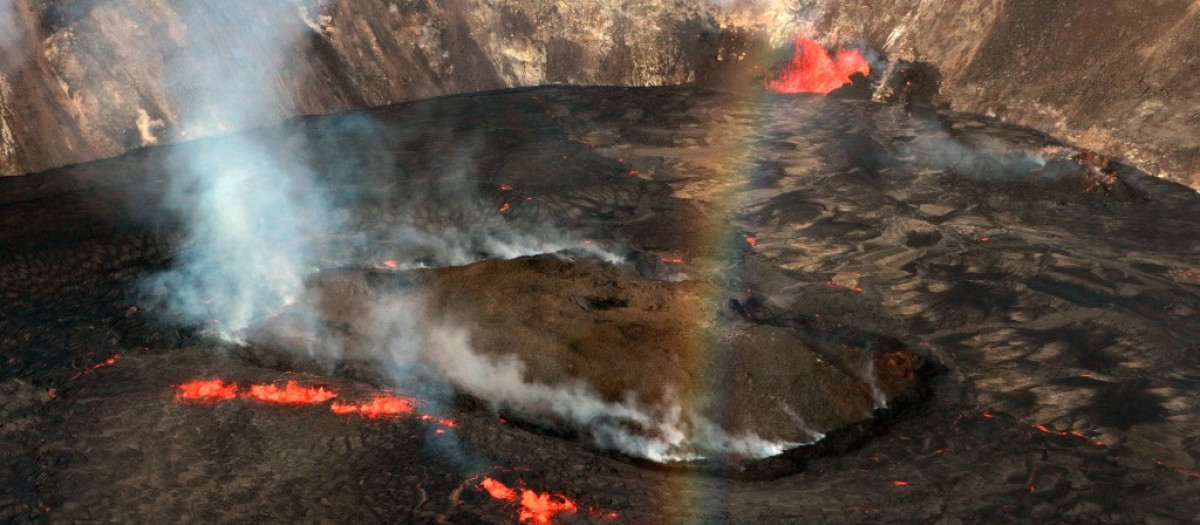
xmin=0 ymin=0 xmax=778 ymax=176
xmin=822 ymin=0 xmax=1200 ymax=189
xmin=1 ymin=0 xmax=1197 ymax=189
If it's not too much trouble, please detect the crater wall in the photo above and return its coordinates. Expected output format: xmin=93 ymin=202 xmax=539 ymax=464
xmin=0 ymin=0 xmax=1196 ymax=189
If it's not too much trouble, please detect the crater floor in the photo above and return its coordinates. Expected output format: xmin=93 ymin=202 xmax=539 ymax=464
xmin=2 ymin=85 xmax=1199 ymax=523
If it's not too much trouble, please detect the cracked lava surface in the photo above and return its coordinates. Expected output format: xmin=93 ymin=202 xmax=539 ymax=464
xmin=1 ymin=85 xmax=1199 ymax=523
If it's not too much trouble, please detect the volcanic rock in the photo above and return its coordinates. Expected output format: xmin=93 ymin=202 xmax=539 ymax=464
xmin=2 ymin=85 xmax=1199 ymax=522
xmin=246 ymin=254 xmax=927 ymax=454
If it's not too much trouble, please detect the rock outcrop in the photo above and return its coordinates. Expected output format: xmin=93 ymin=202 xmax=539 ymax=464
xmin=823 ymin=0 xmax=1200 ymax=189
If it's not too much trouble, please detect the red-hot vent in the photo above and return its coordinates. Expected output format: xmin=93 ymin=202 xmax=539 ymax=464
xmin=175 ymin=379 xmax=239 ymax=403
xmin=478 ymin=477 xmax=618 ymax=525
xmin=331 ymin=395 xmax=417 ymax=418
xmin=766 ymin=36 xmax=870 ymax=95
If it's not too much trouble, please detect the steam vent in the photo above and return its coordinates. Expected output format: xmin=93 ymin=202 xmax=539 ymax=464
xmin=2 ymin=1 xmax=1200 ymax=523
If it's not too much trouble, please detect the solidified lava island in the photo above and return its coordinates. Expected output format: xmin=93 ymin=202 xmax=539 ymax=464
xmin=1 ymin=16 xmax=1199 ymax=525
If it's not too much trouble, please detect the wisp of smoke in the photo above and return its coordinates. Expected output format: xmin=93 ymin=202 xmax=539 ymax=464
xmin=908 ymin=132 xmax=1049 ymax=178
xmin=147 ymin=0 xmax=802 ymax=462
xmin=366 ymin=295 xmax=813 ymax=462
xmin=0 ymin=0 xmax=25 ymax=63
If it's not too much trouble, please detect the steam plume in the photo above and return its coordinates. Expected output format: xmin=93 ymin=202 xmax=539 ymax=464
xmin=146 ymin=0 xmax=323 ymax=334
xmin=368 ymin=296 xmax=813 ymax=461
xmin=0 ymin=0 xmax=25 ymax=66
xmin=145 ymin=0 xmax=801 ymax=462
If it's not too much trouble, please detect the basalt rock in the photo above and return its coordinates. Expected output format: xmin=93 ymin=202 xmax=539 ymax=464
xmin=245 ymin=254 xmax=930 ymax=457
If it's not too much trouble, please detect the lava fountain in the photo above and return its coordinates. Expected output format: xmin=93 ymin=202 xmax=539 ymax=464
xmin=766 ymin=36 xmax=871 ymax=94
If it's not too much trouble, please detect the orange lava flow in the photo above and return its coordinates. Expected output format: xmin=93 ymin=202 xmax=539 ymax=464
xmin=826 ymin=280 xmax=864 ymax=293
xmin=92 ymin=354 xmax=119 ymax=370
xmin=175 ymin=379 xmax=239 ymax=403
xmin=519 ymin=490 xmax=579 ymax=525
xmin=766 ymin=36 xmax=870 ymax=95
xmin=245 ymin=381 xmax=337 ymax=405
xmin=420 ymin=414 xmax=457 ymax=428
xmin=330 ymin=394 xmax=416 ymax=418
xmin=72 ymin=353 xmax=122 ymax=380
xmin=479 ymin=478 xmax=588 ymax=525
xmin=1033 ymin=424 xmax=1104 ymax=446
xmin=481 ymin=478 xmax=517 ymax=501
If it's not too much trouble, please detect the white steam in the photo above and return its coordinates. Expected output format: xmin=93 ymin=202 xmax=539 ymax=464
xmin=147 ymin=0 xmax=324 ymax=335
xmin=870 ymin=106 xmax=1051 ymax=179
xmin=146 ymin=0 xmax=804 ymax=463
xmin=0 ymin=0 xmax=25 ymax=64
xmin=367 ymin=295 xmax=813 ymax=462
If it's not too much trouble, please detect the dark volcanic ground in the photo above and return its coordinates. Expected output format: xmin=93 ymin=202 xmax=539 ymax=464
xmin=1 ymin=85 xmax=1200 ymax=523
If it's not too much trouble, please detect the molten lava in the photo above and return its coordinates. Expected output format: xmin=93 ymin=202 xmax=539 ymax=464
xmin=766 ymin=36 xmax=870 ymax=95
xmin=72 ymin=353 xmax=121 ymax=379
xmin=92 ymin=354 xmax=119 ymax=370
xmin=175 ymin=379 xmax=239 ymax=403
xmin=478 ymin=478 xmax=583 ymax=525
xmin=419 ymin=414 xmax=457 ymax=428
xmin=481 ymin=478 xmax=517 ymax=501
xmin=1033 ymin=423 xmax=1104 ymax=446
xmin=245 ymin=381 xmax=337 ymax=405
xmin=330 ymin=394 xmax=416 ymax=418
xmin=519 ymin=490 xmax=579 ymax=525
xmin=826 ymin=280 xmax=864 ymax=293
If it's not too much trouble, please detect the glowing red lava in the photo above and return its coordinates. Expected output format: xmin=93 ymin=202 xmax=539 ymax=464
xmin=499 ymin=203 xmax=512 ymax=213
xmin=175 ymin=379 xmax=239 ymax=403
xmin=92 ymin=354 xmax=119 ymax=369
xmin=72 ymin=353 xmax=121 ymax=379
xmin=519 ymin=490 xmax=579 ymax=525
xmin=330 ymin=394 xmax=416 ymax=418
xmin=1033 ymin=424 xmax=1104 ymax=446
xmin=419 ymin=414 xmax=457 ymax=428
xmin=766 ymin=36 xmax=870 ymax=95
xmin=245 ymin=381 xmax=337 ymax=405
xmin=826 ymin=280 xmax=864 ymax=293
xmin=481 ymin=478 xmax=517 ymax=501
xmin=745 ymin=236 xmax=757 ymax=248
xmin=478 ymin=478 xmax=586 ymax=525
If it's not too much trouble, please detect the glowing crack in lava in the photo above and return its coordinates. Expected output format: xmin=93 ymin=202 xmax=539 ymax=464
xmin=171 ymin=380 xmax=448 ymax=426
xmin=765 ymin=36 xmax=870 ymax=95
xmin=174 ymin=379 xmax=239 ymax=403
xmin=72 ymin=353 xmax=120 ymax=379
xmin=245 ymin=381 xmax=337 ymax=404
xmin=330 ymin=394 xmax=416 ymax=418
xmin=479 ymin=477 xmax=617 ymax=525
